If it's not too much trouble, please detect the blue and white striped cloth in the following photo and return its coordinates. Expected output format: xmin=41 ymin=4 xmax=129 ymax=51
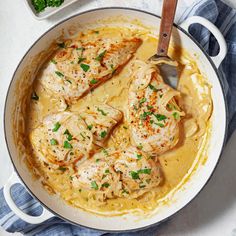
xmin=1 ymin=0 xmax=236 ymax=235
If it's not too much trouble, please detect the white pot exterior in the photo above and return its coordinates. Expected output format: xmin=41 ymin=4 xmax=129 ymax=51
xmin=4 ymin=8 xmax=227 ymax=232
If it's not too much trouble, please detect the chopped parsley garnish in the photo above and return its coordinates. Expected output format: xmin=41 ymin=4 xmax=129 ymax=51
xmin=105 ymin=169 xmax=110 ymax=174
xmin=101 ymin=182 xmax=110 ymax=188
xmin=155 ymin=122 xmax=165 ymax=128
xmin=97 ymin=108 xmax=107 ymax=116
xmin=102 ymin=148 xmax=109 ymax=156
xmin=50 ymin=138 xmax=58 ymax=145
xmin=58 ymin=166 xmax=66 ymax=171
xmin=130 ymin=171 xmax=140 ymax=179
xmin=32 ymin=0 xmax=47 ymax=13
xmin=87 ymin=125 xmax=93 ymax=130
xmin=51 ymin=59 xmax=57 ymax=64
xmin=57 ymin=42 xmax=66 ymax=48
xmin=173 ymin=112 xmax=180 ymax=120
xmin=96 ymin=158 xmax=100 ymax=163
xmin=78 ymin=57 xmax=86 ymax=64
xmin=167 ymin=104 xmax=177 ymax=110
xmin=31 ymin=91 xmax=39 ymax=100
xmin=136 ymin=154 xmax=142 ymax=160
xmin=66 ymin=79 xmax=72 ymax=84
xmin=140 ymin=111 xmax=152 ymax=120
xmin=69 ymin=176 xmax=73 ymax=180
xmin=122 ymin=189 xmax=129 ymax=194
xmin=133 ymin=105 xmax=138 ymax=111
xmin=154 ymin=114 xmax=167 ymax=121
xmin=91 ymin=181 xmax=98 ymax=190
xmin=95 ymin=50 xmax=106 ymax=61
xmin=64 ymin=129 xmax=72 ymax=141
xmin=76 ymin=47 xmax=85 ymax=51
xmin=137 ymin=144 xmax=143 ymax=150
xmin=138 ymin=168 xmax=151 ymax=174
xmin=130 ymin=168 xmax=151 ymax=179
xmin=147 ymin=105 xmax=153 ymax=110
xmin=47 ymin=0 xmax=64 ymax=7
xmin=55 ymin=71 xmax=64 ymax=77
xmin=139 ymin=184 xmax=146 ymax=188
xmin=52 ymin=122 xmax=61 ymax=132
xmin=80 ymin=132 xmax=86 ymax=140
xmin=123 ymin=126 xmax=128 ymax=130
xmin=100 ymin=131 xmax=107 ymax=138
xmin=63 ymin=140 xmax=72 ymax=149
xmin=90 ymin=79 xmax=98 ymax=84
xmin=148 ymin=84 xmax=159 ymax=92
xmin=93 ymin=30 xmax=99 ymax=34
xmin=139 ymin=97 xmax=147 ymax=107
xmin=80 ymin=63 xmax=90 ymax=72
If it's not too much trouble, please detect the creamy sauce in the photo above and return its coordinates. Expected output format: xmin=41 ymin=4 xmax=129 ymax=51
xmin=25 ymin=26 xmax=212 ymax=215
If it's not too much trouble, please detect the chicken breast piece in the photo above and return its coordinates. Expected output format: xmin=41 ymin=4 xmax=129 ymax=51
xmin=128 ymin=61 xmax=184 ymax=156
xmin=30 ymin=107 xmax=122 ymax=167
xmin=80 ymin=104 xmax=123 ymax=146
xmin=30 ymin=112 xmax=94 ymax=167
xmin=40 ymin=38 xmax=142 ymax=103
xmin=72 ymin=147 xmax=162 ymax=200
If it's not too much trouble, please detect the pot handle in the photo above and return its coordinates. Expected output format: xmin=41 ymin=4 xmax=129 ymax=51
xmin=3 ymin=172 xmax=54 ymax=224
xmin=180 ymin=16 xmax=227 ymax=69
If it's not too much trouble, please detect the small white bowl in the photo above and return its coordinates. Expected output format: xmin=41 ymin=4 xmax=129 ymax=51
xmin=24 ymin=0 xmax=79 ymax=20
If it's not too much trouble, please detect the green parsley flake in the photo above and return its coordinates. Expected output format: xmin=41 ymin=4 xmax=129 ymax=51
xmin=58 ymin=166 xmax=66 ymax=171
xmin=154 ymin=114 xmax=167 ymax=121
xmin=64 ymin=140 xmax=73 ymax=149
xmin=148 ymin=84 xmax=159 ymax=92
xmin=55 ymin=71 xmax=64 ymax=77
xmin=51 ymin=59 xmax=57 ymax=64
xmin=52 ymin=122 xmax=61 ymax=132
xmin=80 ymin=132 xmax=86 ymax=140
xmin=50 ymin=138 xmax=58 ymax=145
xmin=173 ymin=112 xmax=180 ymax=120
xmin=130 ymin=171 xmax=140 ymax=179
xmin=155 ymin=122 xmax=165 ymax=128
xmin=66 ymin=79 xmax=72 ymax=84
xmin=96 ymin=158 xmax=100 ymax=163
xmin=64 ymin=129 xmax=72 ymax=141
xmin=87 ymin=125 xmax=93 ymax=130
xmin=90 ymin=79 xmax=98 ymax=84
xmin=139 ymin=97 xmax=147 ymax=107
xmin=105 ymin=169 xmax=110 ymax=174
xmin=100 ymin=131 xmax=107 ymax=138
xmin=95 ymin=50 xmax=106 ymax=61
xmin=102 ymin=148 xmax=109 ymax=156
xmin=101 ymin=182 xmax=110 ymax=188
xmin=91 ymin=181 xmax=98 ymax=190
xmin=31 ymin=91 xmax=39 ymax=100
xmin=137 ymin=144 xmax=143 ymax=150
xmin=97 ymin=108 xmax=107 ymax=116
xmin=80 ymin=63 xmax=90 ymax=72
xmin=78 ymin=57 xmax=86 ymax=64
xmin=57 ymin=42 xmax=65 ymax=48
xmin=138 ymin=168 xmax=151 ymax=174
xmin=136 ymin=154 xmax=142 ymax=160
xmin=140 ymin=111 xmax=152 ymax=120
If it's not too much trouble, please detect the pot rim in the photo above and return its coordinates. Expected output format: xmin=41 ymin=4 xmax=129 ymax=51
xmin=3 ymin=7 xmax=229 ymax=233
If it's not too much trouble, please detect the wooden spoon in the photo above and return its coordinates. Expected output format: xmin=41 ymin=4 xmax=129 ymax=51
xmin=149 ymin=0 xmax=179 ymax=89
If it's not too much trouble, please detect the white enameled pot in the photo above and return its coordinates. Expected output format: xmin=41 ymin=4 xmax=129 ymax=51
xmin=3 ymin=8 xmax=227 ymax=232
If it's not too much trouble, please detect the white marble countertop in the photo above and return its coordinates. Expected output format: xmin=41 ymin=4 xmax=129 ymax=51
xmin=1 ymin=0 xmax=236 ymax=235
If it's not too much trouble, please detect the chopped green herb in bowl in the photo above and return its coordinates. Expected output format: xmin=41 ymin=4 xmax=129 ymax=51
xmin=31 ymin=0 xmax=64 ymax=13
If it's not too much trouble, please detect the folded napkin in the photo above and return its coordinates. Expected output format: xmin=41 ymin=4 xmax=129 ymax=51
xmin=1 ymin=0 xmax=236 ymax=235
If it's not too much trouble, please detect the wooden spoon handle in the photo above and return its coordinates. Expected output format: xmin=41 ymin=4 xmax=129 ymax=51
xmin=157 ymin=0 xmax=178 ymax=57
